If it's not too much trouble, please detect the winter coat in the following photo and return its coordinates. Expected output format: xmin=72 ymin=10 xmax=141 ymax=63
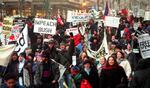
xmin=99 ymin=66 xmax=128 ymax=88
xmin=81 ymin=68 xmax=99 ymax=88
xmin=130 ymin=59 xmax=150 ymax=88
xmin=34 ymin=60 xmax=60 ymax=88
xmin=117 ymin=59 xmax=132 ymax=78
xmin=126 ymin=51 xmax=139 ymax=71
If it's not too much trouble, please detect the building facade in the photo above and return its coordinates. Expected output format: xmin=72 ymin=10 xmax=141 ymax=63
xmin=1 ymin=0 xmax=94 ymax=19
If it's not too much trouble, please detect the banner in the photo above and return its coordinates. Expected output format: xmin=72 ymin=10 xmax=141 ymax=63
xmin=138 ymin=34 xmax=150 ymax=59
xmin=86 ymin=28 xmax=109 ymax=60
xmin=67 ymin=11 xmax=90 ymax=22
xmin=0 ymin=44 xmax=16 ymax=66
xmin=15 ymin=24 xmax=28 ymax=55
xmin=34 ymin=18 xmax=57 ymax=35
xmin=66 ymin=27 xmax=79 ymax=36
xmin=105 ymin=16 xmax=120 ymax=28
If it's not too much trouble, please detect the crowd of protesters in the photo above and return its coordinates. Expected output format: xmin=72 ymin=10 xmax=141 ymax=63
xmin=0 ymin=14 xmax=150 ymax=88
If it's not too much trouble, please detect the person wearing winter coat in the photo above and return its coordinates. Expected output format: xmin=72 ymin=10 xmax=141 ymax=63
xmin=5 ymin=51 xmax=19 ymax=75
xmin=130 ymin=59 xmax=150 ymax=88
xmin=99 ymin=56 xmax=128 ymax=88
xmin=1 ymin=73 xmax=25 ymax=88
xmin=34 ymin=53 xmax=60 ymax=88
xmin=80 ymin=60 xmax=99 ymax=88
xmin=116 ymin=51 xmax=132 ymax=78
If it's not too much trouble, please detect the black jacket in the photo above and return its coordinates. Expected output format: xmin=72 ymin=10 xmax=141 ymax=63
xmin=130 ymin=59 xmax=150 ymax=88
xmin=81 ymin=68 xmax=99 ymax=88
xmin=99 ymin=66 xmax=128 ymax=88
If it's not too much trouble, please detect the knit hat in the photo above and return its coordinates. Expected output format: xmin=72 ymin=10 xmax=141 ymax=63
xmin=83 ymin=60 xmax=91 ymax=65
xmin=71 ymin=66 xmax=80 ymax=71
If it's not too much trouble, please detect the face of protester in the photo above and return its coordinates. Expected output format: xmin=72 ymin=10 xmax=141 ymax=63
xmin=99 ymin=57 xmax=106 ymax=65
xmin=117 ymin=52 xmax=122 ymax=59
xmin=93 ymin=39 xmax=97 ymax=43
xmin=48 ymin=43 xmax=54 ymax=48
xmin=60 ymin=45 xmax=66 ymax=51
xmin=81 ymin=52 xmax=87 ymax=60
xmin=108 ymin=57 xmax=115 ymax=66
xmin=5 ymin=79 xmax=16 ymax=88
xmin=37 ymin=39 xmax=42 ymax=44
xmin=12 ymin=54 xmax=18 ymax=61
xmin=18 ymin=56 xmax=24 ymax=62
xmin=127 ymin=44 xmax=131 ymax=50
xmin=84 ymin=63 xmax=91 ymax=69
xmin=28 ymin=56 xmax=33 ymax=61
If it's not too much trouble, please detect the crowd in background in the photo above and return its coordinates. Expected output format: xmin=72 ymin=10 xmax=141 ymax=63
xmin=0 ymin=15 xmax=150 ymax=88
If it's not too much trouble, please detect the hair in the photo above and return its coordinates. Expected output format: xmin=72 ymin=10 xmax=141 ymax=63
xmin=106 ymin=56 xmax=119 ymax=67
xmin=116 ymin=51 xmax=125 ymax=59
xmin=4 ymin=73 xmax=17 ymax=81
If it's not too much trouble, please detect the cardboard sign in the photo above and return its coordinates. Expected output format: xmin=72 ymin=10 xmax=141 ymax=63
xmin=3 ymin=17 xmax=14 ymax=31
xmin=34 ymin=18 xmax=57 ymax=35
xmin=67 ymin=11 xmax=90 ymax=22
xmin=66 ymin=27 xmax=79 ymax=36
xmin=144 ymin=11 xmax=150 ymax=21
xmin=105 ymin=16 xmax=120 ymax=28
xmin=11 ymin=25 xmax=20 ymax=40
xmin=138 ymin=34 xmax=150 ymax=59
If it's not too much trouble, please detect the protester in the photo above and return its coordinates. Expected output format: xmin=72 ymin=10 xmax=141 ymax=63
xmin=34 ymin=53 xmax=60 ymax=88
xmin=99 ymin=56 xmax=128 ymax=88
xmin=116 ymin=51 xmax=131 ymax=78
xmin=130 ymin=59 xmax=150 ymax=88
xmin=1 ymin=73 xmax=24 ymax=88
xmin=97 ymin=56 xmax=106 ymax=76
xmin=80 ymin=60 xmax=99 ymax=88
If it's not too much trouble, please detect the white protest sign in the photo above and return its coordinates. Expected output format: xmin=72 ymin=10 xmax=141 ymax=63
xmin=67 ymin=11 xmax=90 ymax=22
xmin=105 ymin=16 xmax=120 ymax=28
xmin=66 ymin=27 xmax=79 ymax=36
xmin=138 ymin=34 xmax=150 ymax=59
xmin=15 ymin=24 xmax=28 ymax=55
xmin=72 ymin=56 xmax=76 ymax=66
xmin=34 ymin=18 xmax=57 ymax=35
xmin=144 ymin=11 xmax=150 ymax=21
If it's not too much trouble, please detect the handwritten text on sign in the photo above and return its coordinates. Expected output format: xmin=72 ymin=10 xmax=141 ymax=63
xmin=67 ymin=11 xmax=90 ymax=22
xmin=138 ymin=34 xmax=150 ymax=59
xmin=34 ymin=18 xmax=57 ymax=35
xmin=105 ymin=16 xmax=120 ymax=28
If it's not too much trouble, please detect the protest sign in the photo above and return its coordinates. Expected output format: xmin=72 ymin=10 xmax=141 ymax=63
xmin=66 ymin=27 xmax=79 ymax=36
xmin=0 ymin=44 xmax=16 ymax=66
xmin=15 ymin=24 xmax=28 ymax=55
xmin=11 ymin=25 xmax=20 ymax=40
xmin=105 ymin=16 xmax=120 ymax=28
xmin=138 ymin=34 xmax=150 ymax=59
xmin=34 ymin=18 xmax=57 ymax=35
xmin=67 ymin=11 xmax=90 ymax=22
xmin=144 ymin=11 xmax=150 ymax=21
xmin=3 ymin=17 xmax=13 ymax=31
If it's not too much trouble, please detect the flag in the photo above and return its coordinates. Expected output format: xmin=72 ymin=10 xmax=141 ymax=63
xmin=104 ymin=0 xmax=109 ymax=16
xmin=57 ymin=15 xmax=64 ymax=26
xmin=15 ymin=24 xmax=28 ymax=55
xmin=0 ymin=44 xmax=16 ymax=66
xmin=51 ymin=59 xmax=66 ymax=82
